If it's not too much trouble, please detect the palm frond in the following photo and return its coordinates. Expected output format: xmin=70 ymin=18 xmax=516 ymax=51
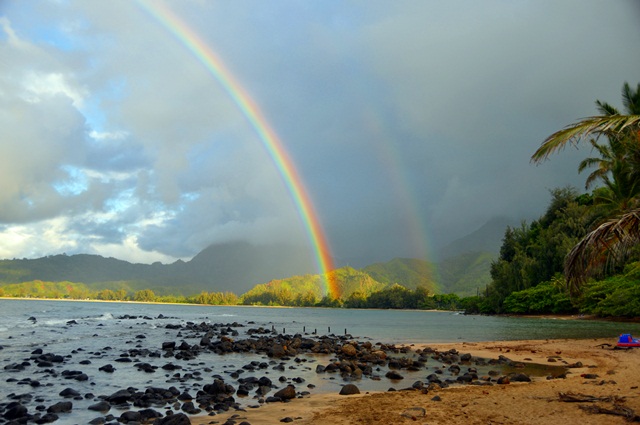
xmin=565 ymin=208 xmax=640 ymax=293
xmin=531 ymin=115 xmax=640 ymax=164
xmin=622 ymin=82 xmax=640 ymax=114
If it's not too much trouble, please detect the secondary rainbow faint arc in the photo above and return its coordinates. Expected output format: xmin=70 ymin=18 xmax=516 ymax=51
xmin=136 ymin=1 xmax=337 ymax=297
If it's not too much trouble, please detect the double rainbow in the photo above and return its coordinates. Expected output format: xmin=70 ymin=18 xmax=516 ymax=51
xmin=137 ymin=1 xmax=337 ymax=297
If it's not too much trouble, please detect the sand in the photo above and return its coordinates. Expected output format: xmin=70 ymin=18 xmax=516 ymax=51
xmin=192 ymin=338 xmax=640 ymax=425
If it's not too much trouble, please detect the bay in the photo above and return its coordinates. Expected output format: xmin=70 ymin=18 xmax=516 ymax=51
xmin=1 ymin=299 xmax=638 ymax=423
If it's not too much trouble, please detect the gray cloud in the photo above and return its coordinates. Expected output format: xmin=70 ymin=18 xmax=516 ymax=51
xmin=1 ymin=0 xmax=639 ymax=265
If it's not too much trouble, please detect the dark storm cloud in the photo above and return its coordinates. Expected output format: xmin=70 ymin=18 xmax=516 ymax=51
xmin=1 ymin=1 xmax=639 ymax=264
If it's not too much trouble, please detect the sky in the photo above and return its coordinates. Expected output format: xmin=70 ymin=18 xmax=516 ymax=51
xmin=1 ymin=0 xmax=639 ymax=268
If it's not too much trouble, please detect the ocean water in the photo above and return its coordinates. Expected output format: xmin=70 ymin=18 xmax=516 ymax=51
xmin=1 ymin=299 xmax=639 ymax=423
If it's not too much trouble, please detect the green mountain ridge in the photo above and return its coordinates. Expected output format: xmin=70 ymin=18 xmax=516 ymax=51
xmin=0 ymin=247 xmax=494 ymax=298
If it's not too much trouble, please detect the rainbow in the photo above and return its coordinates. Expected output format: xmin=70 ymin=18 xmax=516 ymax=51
xmin=136 ymin=1 xmax=338 ymax=297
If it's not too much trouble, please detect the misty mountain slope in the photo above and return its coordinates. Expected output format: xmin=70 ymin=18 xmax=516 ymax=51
xmin=0 ymin=241 xmax=320 ymax=296
xmin=185 ymin=241 xmax=317 ymax=294
xmin=438 ymin=251 xmax=494 ymax=297
xmin=440 ymin=216 xmax=515 ymax=260
xmin=361 ymin=258 xmax=440 ymax=293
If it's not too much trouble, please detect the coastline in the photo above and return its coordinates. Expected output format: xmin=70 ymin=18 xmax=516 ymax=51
xmin=193 ymin=337 xmax=640 ymax=425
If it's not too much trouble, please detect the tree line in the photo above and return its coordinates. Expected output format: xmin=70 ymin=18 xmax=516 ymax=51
xmin=467 ymin=81 xmax=640 ymax=317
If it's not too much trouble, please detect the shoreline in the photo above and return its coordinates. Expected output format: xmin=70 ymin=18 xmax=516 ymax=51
xmin=2 ymin=297 xmax=638 ymax=324
xmin=193 ymin=337 xmax=640 ymax=425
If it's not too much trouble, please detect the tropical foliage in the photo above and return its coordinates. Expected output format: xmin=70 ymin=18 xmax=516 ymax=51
xmin=532 ymin=82 xmax=640 ymax=290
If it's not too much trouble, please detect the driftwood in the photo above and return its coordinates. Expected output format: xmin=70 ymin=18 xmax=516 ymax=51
xmin=558 ymin=392 xmax=625 ymax=403
xmin=579 ymin=404 xmax=640 ymax=422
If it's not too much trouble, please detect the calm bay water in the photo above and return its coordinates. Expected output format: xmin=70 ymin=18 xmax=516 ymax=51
xmin=1 ymin=299 xmax=639 ymax=423
xmin=2 ymin=299 xmax=638 ymax=343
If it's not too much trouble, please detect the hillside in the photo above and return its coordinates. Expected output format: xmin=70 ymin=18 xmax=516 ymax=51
xmin=0 ymin=241 xmax=317 ymax=296
xmin=0 ymin=245 xmax=495 ymax=299
xmin=241 ymin=266 xmax=386 ymax=305
xmin=438 ymin=251 xmax=494 ymax=296
xmin=440 ymin=216 xmax=514 ymax=260
xmin=361 ymin=258 xmax=440 ymax=293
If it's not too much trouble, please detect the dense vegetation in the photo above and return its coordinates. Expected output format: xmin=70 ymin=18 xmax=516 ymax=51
xmin=470 ymin=82 xmax=640 ymax=317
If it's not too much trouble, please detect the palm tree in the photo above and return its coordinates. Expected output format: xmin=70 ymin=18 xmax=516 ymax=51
xmin=531 ymin=82 xmax=640 ymax=292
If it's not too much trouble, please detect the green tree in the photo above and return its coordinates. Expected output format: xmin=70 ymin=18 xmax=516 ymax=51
xmin=532 ymin=82 xmax=640 ymax=291
xmin=133 ymin=289 xmax=156 ymax=302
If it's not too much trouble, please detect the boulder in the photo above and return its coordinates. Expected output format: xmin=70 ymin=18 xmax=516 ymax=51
xmin=273 ymin=385 xmax=296 ymax=400
xmin=106 ymin=389 xmax=132 ymax=404
xmin=59 ymin=388 xmax=80 ymax=398
xmin=3 ymin=403 xmax=28 ymax=420
xmin=47 ymin=401 xmax=72 ymax=413
xmin=87 ymin=401 xmax=111 ymax=412
xmin=385 ymin=371 xmax=404 ymax=380
xmin=339 ymin=384 xmax=360 ymax=395
xmin=153 ymin=412 xmax=191 ymax=424
xmin=341 ymin=344 xmax=357 ymax=357
xmin=509 ymin=373 xmax=531 ymax=382
xmin=119 ymin=411 xmax=141 ymax=423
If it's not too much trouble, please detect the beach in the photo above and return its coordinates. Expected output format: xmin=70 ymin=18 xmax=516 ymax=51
xmin=2 ymin=300 xmax=639 ymax=424
xmin=197 ymin=338 xmax=640 ymax=425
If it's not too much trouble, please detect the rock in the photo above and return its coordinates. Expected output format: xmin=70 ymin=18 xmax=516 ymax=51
xmin=269 ymin=343 xmax=286 ymax=358
xmin=87 ymin=401 xmax=111 ymax=412
xmin=47 ymin=401 xmax=72 ymax=413
xmin=280 ymin=417 xmax=294 ymax=423
xmin=153 ymin=412 xmax=191 ymax=425
xmin=106 ymin=389 xmax=132 ymax=404
xmin=273 ymin=385 xmax=296 ymax=400
xmin=385 ymin=371 xmax=404 ymax=380
xmin=162 ymin=341 xmax=177 ymax=350
xmin=509 ymin=373 xmax=531 ymax=382
xmin=497 ymin=376 xmax=510 ymax=384
xmin=371 ymin=350 xmax=387 ymax=360
xmin=120 ymin=411 xmax=141 ymax=423
xmin=99 ymin=364 xmax=115 ymax=373
xmin=341 ymin=344 xmax=357 ymax=357
xmin=35 ymin=413 xmax=59 ymax=423
xmin=339 ymin=384 xmax=360 ymax=395
xmin=139 ymin=408 xmax=163 ymax=422
xmin=181 ymin=401 xmax=201 ymax=415
xmin=581 ymin=373 xmax=599 ymax=379
xmin=3 ymin=403 xmax=28 ymax=420
xmin=431 ymin=395 xmax=442 ymax=401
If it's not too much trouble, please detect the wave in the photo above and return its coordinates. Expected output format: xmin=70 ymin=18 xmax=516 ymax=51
xmin=88 ymin=312 xmax=114 ymax=321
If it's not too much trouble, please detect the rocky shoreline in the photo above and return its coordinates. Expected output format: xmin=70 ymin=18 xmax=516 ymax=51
xmin=1 ymin=315 xmax=573 ymax=424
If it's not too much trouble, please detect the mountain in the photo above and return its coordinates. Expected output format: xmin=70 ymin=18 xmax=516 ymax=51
xmin=361 ymin=258 xmax=440 ymax=293
xmin=0 ymin=220 xmax=505 ymax=298
xmin=440 ymin=216 xmax=515 ymax=260
xmin=0 ymin=241 xmax=317 ymax=296
xmin=438 ymin=251 xmax=494 ymax=296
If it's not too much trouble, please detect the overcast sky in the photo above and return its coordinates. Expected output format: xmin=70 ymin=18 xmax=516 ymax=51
xmin=1 ymin=0 xmax=639 ymax=267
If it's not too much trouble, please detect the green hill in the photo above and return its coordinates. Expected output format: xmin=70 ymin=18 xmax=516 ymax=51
xmin=361 ymin=258 xmax=440 ymax=292
xmin=241 ymin=266 xmax=386 ymax=305
xmin=438 ymin=251 xmax=494 ymax=296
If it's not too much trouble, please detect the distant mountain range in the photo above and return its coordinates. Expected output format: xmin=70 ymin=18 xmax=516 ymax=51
xmin=0 ymin=218 xmax=510 ymax=297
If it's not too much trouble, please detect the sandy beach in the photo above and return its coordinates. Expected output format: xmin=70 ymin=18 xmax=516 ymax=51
xmin=194 ymin=338 xmax=640 ymax=425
